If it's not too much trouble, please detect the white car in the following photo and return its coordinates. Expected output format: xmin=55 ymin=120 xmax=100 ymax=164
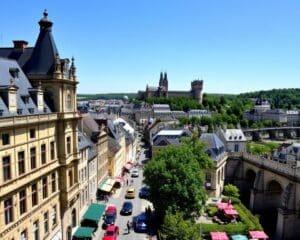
xmin=131 ymin=169 xmax=139 ymax=177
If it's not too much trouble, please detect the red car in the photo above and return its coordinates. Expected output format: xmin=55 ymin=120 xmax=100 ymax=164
xmin=102 ymin=225 xmax=119 ymax=240
xmin=105 ymin=205 xmax=117 ymax=216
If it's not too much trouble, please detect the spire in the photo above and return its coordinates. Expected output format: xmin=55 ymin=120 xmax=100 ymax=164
xmin=164 ymin=72 xmax=168 ymax=81
xmin=69 ymin=57 xmax=76 ymax=80
xmin=38 ymin=10 xmax=53 ymax=30
xmin=159 ymin=72 xmax=163 ymax=86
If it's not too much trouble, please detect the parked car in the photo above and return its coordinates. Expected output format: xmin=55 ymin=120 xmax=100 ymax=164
xmin=133 ymin=213 xmax=148 ymax=233
xmin=131 ymin=169 xmax=139 ymax=177
xmin=105 ymin=204 xmax=117 ymax=217
xmin=139 ymin=186 xmax=150 ymax=199
xmin=102 ymin=225 xmax=119 ymax=240
xmin=125 ymin=187 xmax=135 ymax=199
xmin=120 ymin=201 xmax=133 ymax=215
xmin=102 ymin=212 xmax=116 ymax=229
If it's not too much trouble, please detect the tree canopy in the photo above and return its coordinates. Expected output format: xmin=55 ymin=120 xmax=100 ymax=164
xmin=223 ymin=184 xmax=240 ymax=199
xmin=143 ymin=135 xmax=213 ymax=221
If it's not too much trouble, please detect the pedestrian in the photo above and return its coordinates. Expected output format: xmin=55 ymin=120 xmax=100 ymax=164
xmin=126 ymin=179 xmax=128 ymax=186
xmin=127 ymin=220 xmax=131 ymax=233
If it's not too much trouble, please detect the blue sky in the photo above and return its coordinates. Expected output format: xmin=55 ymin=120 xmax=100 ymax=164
xmin=0 ymin=0 xmax=300 ymax=94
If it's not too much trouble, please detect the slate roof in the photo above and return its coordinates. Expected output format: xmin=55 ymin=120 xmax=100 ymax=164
xmin=221 ymin=129 xmax=246 ymax=141
xmin=0 ymin=58 xmax=51 ymax=117
xmin=0 ymin=11 xmax=59 ymax=77
xmin=200 ymin=133 xmax=225 ymax=160
xmin=78 ymin=130 xmax=92 ymax=150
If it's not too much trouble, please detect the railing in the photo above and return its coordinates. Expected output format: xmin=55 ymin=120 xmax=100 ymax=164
xmin=228 ymin=152 xmax=300 ymax=178
xmin=0 ymin=113 xmax=58 ymax=128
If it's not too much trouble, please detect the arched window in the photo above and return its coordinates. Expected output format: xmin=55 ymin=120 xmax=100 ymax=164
xmin=66 ymin=94 xmax=72 ymax=110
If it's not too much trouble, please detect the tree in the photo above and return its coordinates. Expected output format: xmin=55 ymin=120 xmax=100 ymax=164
xmin=223 ymin=184 xmax=240 ymax=199
xmin=143 ymin=138 xmax=209 ymax=220
xmin=161 ymin=211 xmax=201 ymax=240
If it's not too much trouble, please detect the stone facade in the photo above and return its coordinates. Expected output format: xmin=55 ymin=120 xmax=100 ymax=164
xmin=0 ymin=11 xmax=80 ymax=240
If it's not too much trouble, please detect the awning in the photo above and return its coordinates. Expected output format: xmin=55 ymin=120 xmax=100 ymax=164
xmin=231 ymin=235 xmax=248 ymax=240
xmin=98 ymin=176 xmax=116 ymax=192
xmin=124 ymin=161 xmax=133 ymax=170
xmin=210 ymin=232 xmax=229 ymax=240
xmin=249 ymin=231 xmax=269 ymax=239
xmin=73 ymin=227 xmax=95 ymax=239
xmin=82 ymin=203 xmax=106 ymax=223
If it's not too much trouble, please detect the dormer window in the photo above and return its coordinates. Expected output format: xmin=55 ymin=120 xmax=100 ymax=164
xmin=0 ymin=109 xmax=3 ymax=116
xmin=17 ymin=109 xmax=23 ymax=115
xmin=239 ymin=136 xmax=242 ymax=140
xmin=44 ymin=107 xmax=47 ymax=113
xmin=28 ymin=108 xmax=34 ymax=114
xmin=229 ymin=136 xmax=232 ymax=140
xmin=22 ymin=96 xmax=30 ymax=104
xmin=9 ymin=68 xmax=19 ymax=78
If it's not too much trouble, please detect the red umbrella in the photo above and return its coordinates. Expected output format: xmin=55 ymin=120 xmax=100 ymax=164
xmin=216 ymin=202 xmax=234 ymax=210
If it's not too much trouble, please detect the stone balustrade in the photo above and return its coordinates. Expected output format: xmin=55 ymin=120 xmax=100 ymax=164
xmin=0 ymin=113 xmax=58 ymax=127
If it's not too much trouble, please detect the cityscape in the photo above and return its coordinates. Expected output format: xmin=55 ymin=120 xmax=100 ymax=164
xmin=1 ymin=2 xmax=300 ymax=240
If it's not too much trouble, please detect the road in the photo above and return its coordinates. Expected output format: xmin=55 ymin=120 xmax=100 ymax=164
xmin=97 ymin=144 xmax=155 ymax=240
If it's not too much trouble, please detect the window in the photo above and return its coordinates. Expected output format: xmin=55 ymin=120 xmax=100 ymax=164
xmin=19 ymin=189 xmax=27 ymax=215
xmin=66 ymin=137 xmax=71 ymax=154
xmin=50 ymin=141 xmax=55 ymax=160
xmin=33 ymin=221 xmax=39 ymax=240
xmin=30 ymin=147 xmax=36 ymax=169
xmin=31 ymin=183 xmax=38 ymax=206
xmin=0 ymin=109 xmax=3 ymax=116
xmin=17 ymin=109 xmax=23 ymax=115
xmin=68 ymin=170 xmax=73 ymax=187
xmin=28 ymin=108 xmax=34 ymax=114
xmin=41 ymin=144 xmax=46 ymax=164
xmin=52 ymin=206 xmax=57 ymax=226
xmin=66 ymin=94 xmax=72 ymax=110
xmin=30 ymin=129 xmax=36 ymax=138
xmin=51 ymin=173 xmax=56 ymax=193
xmin=71 ymin=209 xmax=76 ymax=227
xmin=18 ymin=151 xmax=25 ymax=175
xmin=2 ymin=133 xmax=10 ymax=145
xmin=3 ymin=156 xmax=11 ymax=181
xmin=43 ymin=212 xmax=49 ymax=235
xmin=42 ymin=177 xmax=48 ymax=199
xmin=20 ymin=229 xmax=27 ymax=240
xmin=4 ymin=197 xmax=13 ymax=224
xmin=234 ymin=144 xmax=239 ymax=152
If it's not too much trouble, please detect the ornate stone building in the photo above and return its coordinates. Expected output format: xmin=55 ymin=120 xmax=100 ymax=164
xmin=138 ymin=72 xmax=204 ymax=104
xmin=0 ymin=11 xmax=80 ymax=240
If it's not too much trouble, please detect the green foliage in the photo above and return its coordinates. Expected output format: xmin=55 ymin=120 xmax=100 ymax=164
xmin=247 ymin=142 xmax=280 ymax=155
xmin=239 ymin=88 xmax=300 ymax=109
xmin=161 ymin=211 xmax=201 ymax=240
xmin=206 ymin=206 xmax=218 ymax=217
xmin=145 ymin=96 xmax=202 ymax=111
xmin=223 ymin=184 xmax=240 ymax=199
xmin=201 ymin=198 xmax=262 ymax=235
xmin=143 ymin=135 xmax=211 ymax=220
xmin=143 ymin=144 xmax=206 ymax=220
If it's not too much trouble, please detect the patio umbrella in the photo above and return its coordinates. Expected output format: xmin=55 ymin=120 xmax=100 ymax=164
xmin=231 ymin=234 xmax=248 ymax=240
xmin=249 ymin=230 xmax=269 ymax=239
xmin=217 ymin=202 xmax=234 ymax=210
xmin=224 ymin=208 xmax=238 ymax=216
xmin=210 ymin=231 xmax=229 ymax=240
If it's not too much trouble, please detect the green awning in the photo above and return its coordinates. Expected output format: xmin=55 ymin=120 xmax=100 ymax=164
xmin=82 ymin=203 xmax=106 ymax=223
xmin=97 ymin=176 xmax=116 ymax=192
xmin=73 ymin=227 xmax=95 ymax=239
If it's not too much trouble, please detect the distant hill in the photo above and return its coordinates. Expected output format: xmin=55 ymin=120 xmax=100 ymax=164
xmin=78 ymin=93 xmax=137 ymax=100
xmin=238 ymin=88 xmax=300 ymax=109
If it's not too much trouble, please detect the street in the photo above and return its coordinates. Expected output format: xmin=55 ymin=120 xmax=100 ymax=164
xmin=97 ymin=144 xmax=155 ymax=240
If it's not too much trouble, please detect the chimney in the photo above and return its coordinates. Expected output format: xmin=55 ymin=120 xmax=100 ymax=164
xmin=13 ymin=40 xmax=28 ymax=51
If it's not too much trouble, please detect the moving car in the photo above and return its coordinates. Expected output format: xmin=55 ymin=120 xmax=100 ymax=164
xmin=102 ymin=225 xmax=119 ymax=240
xmin=120 ymin=201 xmax=133 ymax=215
xmin=131 ymin=169 xmax=139 ymax=177
xmin=125 ymin=187 xmax=135 ymax=199
xmin=139 ymin=186 xmax=150 ymax=199
xmin=133 ymin=213 xmax=148 ymax=233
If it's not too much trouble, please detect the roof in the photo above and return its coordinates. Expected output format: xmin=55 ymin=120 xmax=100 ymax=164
xmin=221 ymin=129 xmax=246 ymax=141
xmin=200 ymin=133 xmax=225 ymax=160
xmin=73 ymin=227 xmax=95 ymax=239
xmin=0 ymin=58 xmax=51 ymax=117
xmin=113 ymin=117 xmax=135 ymax=136
xmin=155 ymin=129 xmax=187 ymax=136
xmin=82 ymin=203 xmax=106 ymax=223
xmin=78 ymin=130 xmax=92 ymax=150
